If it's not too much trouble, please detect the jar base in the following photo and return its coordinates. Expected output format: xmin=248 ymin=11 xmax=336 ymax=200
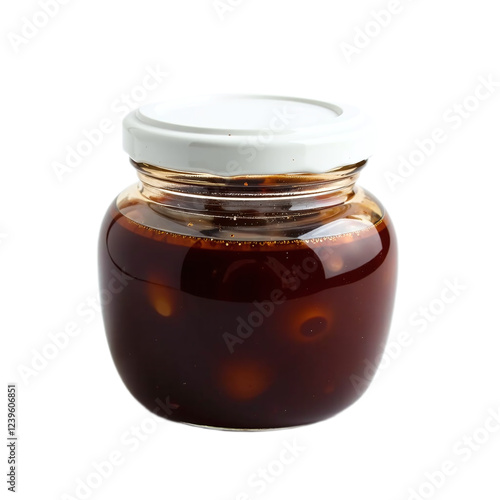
xmin=180 ymin=420 xmax=307 ymax=432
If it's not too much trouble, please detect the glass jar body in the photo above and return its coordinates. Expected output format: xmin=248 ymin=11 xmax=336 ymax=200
xmin=98 ymin=164 xmax=397 ymax=429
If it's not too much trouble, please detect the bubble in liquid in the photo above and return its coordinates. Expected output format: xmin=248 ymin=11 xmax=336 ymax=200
xmin=147 ymin=282 xmax=173 ymax=317
xmin=287 ymin=305 xmax=334 ymax=343
xmin=325 ymin=254 xmax=344 ymax=273
xmin=300 ymin=316 xmax=328 ymax=338
xmin=219 ymin=360 xmax=272 ymax=400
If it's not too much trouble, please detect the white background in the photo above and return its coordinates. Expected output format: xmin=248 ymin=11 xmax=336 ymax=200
xmin=2 ymin=0 xmax=500 ymax=499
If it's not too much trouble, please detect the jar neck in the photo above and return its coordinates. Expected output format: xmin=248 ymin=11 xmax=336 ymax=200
xmin=132 ymin=160 xmax=367 ymax=217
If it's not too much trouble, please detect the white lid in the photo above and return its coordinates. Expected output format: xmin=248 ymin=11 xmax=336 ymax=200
xmin=123 ymin=95 xmax=374 ymax=176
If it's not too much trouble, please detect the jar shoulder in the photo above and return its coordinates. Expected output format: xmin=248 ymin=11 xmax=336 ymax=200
xmin=107 ymin=183 xmax=390 ymax=242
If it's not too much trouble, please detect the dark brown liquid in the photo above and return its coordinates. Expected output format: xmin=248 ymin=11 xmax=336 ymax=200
xmin=98 ymin=202 xmax=397 ymax=429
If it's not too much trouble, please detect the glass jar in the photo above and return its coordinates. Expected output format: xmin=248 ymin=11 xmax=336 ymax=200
xmin=98 ymin=95 xmax=397 ymax=430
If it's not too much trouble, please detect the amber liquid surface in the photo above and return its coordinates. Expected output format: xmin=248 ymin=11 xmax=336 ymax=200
xmin=99 ymin=202 xmax=397 ymax=429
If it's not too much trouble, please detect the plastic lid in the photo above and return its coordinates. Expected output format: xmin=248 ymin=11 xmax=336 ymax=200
xmin=123 ymin=95 xmax=374 ymax=176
